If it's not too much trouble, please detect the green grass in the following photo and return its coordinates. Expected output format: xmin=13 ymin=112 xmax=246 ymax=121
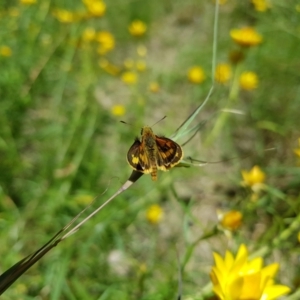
xmin=1 ymin=0 xmax=300 ymax=299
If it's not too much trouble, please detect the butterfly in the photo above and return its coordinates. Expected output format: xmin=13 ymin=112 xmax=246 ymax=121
xmin=127 ymin=126 xmax=184 ymax=181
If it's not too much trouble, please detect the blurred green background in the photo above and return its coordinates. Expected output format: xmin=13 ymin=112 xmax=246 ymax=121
xmin=1 ymin=0 xmax=300 ymax=299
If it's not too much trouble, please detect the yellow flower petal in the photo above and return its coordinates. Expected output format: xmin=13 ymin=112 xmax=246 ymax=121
xmin=236 ymin=244 xmax=248 ymax=262
xmin=261 ymin=263 xmax=279 ymax=279
xmin=294 ymin=148 xmax=300 ymax=157
xmin=96 ymin=31 xmax=115 ymax=54
xmin=213 ymin=0 xmax=228 ymax=4
xmin=20 ymin=0 xmax=36 ymax=4
xmin=0 ymin=46 xmax=12 ymax=57
xmin=224 ymin=251 xmax=235 ymax=270
xmin=124 ymin=58 xmax=134 ymax=69
xmin=188 ymin=66 xmax=206 ymax=84
xmin=148 ymin=82 xmax=160 ymax=93
xmin=146 ymin=204 xmax=163 ymax=224
xmin=228 ymin=275 xmax=244 ymax=299
xmin=215 ymin=63 xmax=232 ymax=84
xmin=294 ymin=138 xmax=300 ymax=157
xmin=121 ymin=71 xmax=138 ymax=85
xmin=111 ymin=105 xmax=126 ymax=116
xmin=230 ymin=27 xmax=263 ymax=47
xmin=241 ymin=165 xmax=266 ymax=187
xmin=247 ymin=257 xmax=263 ymax=273
xmin=240 ymin=71 xmax=259 ymax=90
xmin=99 ymin=59 xmax=120 ymax=76
xmin=252 ymin=0 xmax=271 ymax=12
xmin=211 ymin=267 xmax=227 ymax=296
xmin=220 ymin=210 xmax=243 ymax=230
xmin=82 ymin=27 xmax=96 ymax=41
xmin=262 ymin=284 xmax=291 ymax=300
xmin=136 ymin=60 xmax=146 ymax=72
xmin=137 ymin=45 xmax=147 ymax=57
xmin=74 ymin=194 xmax=94 ymax=205
xmin=213 ymin=252 xmax=227 ymax=272
xmin=128 ymin=20 xmax=147 ymax=37
xmin=231 ymin=256 xmax=247 ymax=276
xmin=240 ymin=272 xmax=263 ymax=299
xmin=212 ymin=285 xmax=225 ymax=300
xmin=53 ymin=9 xmax=77 ymax=23
xmin=8 ymin=7 xmax=20 ymax=17
xmin=84 ymin=0 xmax=106 ymax=17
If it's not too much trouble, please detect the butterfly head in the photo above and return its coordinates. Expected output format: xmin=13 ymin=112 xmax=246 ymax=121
xmin=141 ymin=126 xmax=153 ymax=135
xmin=140 ymin=126 xmax=154 ymax=138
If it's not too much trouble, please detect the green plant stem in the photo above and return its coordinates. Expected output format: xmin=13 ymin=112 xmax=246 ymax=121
xmin=204 ymin=63 xmax=242 ymax=146
xmin=211 ymin=0 xmax=219 ymax=81
xmin=251 ymin=211 xmax=300 ymax=259
xmin=181 ymin=226 xmax=219 ymax=273
xmin=57 ymin=107 xmax=98 ymax=201
xmin=285 ymin=288 xmax=300 ymax=300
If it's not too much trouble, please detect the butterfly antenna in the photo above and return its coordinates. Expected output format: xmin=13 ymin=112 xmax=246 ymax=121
xmin=186 ymin=147 xmax=277 ymax=166
xmin=120 ymin=120 xmax=132 ymax=126
xmin=151 ymin=116 xmax=167 ymax=127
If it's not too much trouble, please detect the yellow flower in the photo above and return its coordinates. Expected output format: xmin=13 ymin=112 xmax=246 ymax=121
xmin=96 ymin=31 xmax=115 ymax=55
xmin=52 ymin=9 xmax=77 ymax=23
xmin=239 ymin=71 xmax=258 ymax=90
xmin=8 ymin=7 xmax=20 ymax=17
xmin=15 ymin=283 xmax=28 ymax=295
xmin=83 ymin=0 xmax=106 ymax=17
xmin=136 ymin=60 xmax=146 ymax=72
xmin=124 ymin=58 xmax=134 ymax=69
xmin=241 ymin=165 xmax=266 ymax=192
xmin=128 ymin=20 xmax=147 ymax=37
xmin=99 ymin=59 xmax=120 ymax=76
xmin=241 ymin=165 xmax=266 ymax=186
xmin=40 ymin=34 xmax=52 ymax=46
xmin=146 ymin=204 xmax=163 ymax=224
xmin=121 ymin=71 xmax=138 ymax=85
xmin=252 ymin=0 xmax=270 ymax=12
xmin=138 ymin=263 xmax=147 ymax=274
xmin=74 ymin=194 xmax=94 ymax=206
xmin=230 ymin=27 xmax=263 ymax=47
xmin=0 ymin=46 xmax=12 ymax=57
xmin=20 ymin=0 xmax=36 ymax=4
xmin=137 ymin=45 xmax=147 ymax=57
xmin=54 ymin=163 xmax=76 ymax=178
xmin=111 ymin=105 xmax=126 ymax=116
xmin=294 ymin=138 xmax=300 ymax=157
xmin=219 ymin=210 xmax=243 ymax=230
xmin=212 ymin=0 xmax=227 ymax=4
xmin=82 ymin=27 xmax=96 ymax=42
xmin=137 ymin=97 xmax=145 ymax=106
xmin=188 ymin=66 xmax=206 ymax=84
xmin=148 ymin=82 xmax=160 ymax=93
xmin=210 ymin=244 xmax=291 ymax=300
xmin=215 ymin=63 xmax=232 ymax=84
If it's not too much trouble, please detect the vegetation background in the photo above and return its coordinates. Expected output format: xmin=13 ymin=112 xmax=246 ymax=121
xmin=0 ymin=0 xmax=300 ymax=299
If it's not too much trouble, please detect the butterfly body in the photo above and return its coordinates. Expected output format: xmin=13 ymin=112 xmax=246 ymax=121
xmin=127 ymin=126 xmax=183 ymax=181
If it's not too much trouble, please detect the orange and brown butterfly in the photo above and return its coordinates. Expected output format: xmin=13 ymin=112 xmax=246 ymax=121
xmin=127 ymin=126 xmax=184 ymax=181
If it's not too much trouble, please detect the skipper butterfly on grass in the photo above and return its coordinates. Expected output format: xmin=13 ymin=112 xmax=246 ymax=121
xmin=127 ymin=126 xmax=184 ymax=181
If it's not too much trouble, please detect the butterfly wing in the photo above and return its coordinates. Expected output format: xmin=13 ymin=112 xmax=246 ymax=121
xmin=127 ymin=138 xmax=152 ymax=174
xmin=155 ymin=136 xmax=183 ymax=171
